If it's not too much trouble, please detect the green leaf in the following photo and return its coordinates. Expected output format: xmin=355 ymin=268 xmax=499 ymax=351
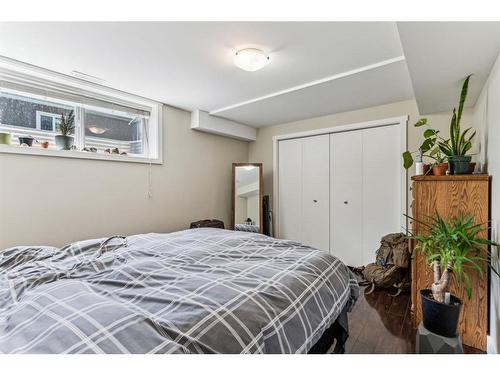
xmin=402 ymin=151 xmax=414 ymax=169
xmin=430 ymin=147 xmax=440 ymax=156
xmin=414 ymin=118 xmax=428 ymax=127
xmin=438 ymin=140 xmax=452 ymax=156
xmin=420 ymin=138 xmax=435 ymax=153
xmin=424 ymin=129 xmax=437 ymax=138
xmin=457 ymin=74 xmax=472 ymax=128
xmin=450 ymin=109 xmax=458 ymax=154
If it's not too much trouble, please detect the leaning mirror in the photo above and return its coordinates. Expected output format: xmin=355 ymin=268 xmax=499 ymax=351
xmin=232 ymin=163 xmax=263 ymax=233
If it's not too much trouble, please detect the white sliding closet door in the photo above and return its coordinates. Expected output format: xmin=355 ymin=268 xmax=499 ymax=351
xmin=329 ymin=125 xmax=402 ymax=266
xmin=277 ymin=121 xmax=404 ymax=265
xmin=362 ymin=125 xmax=401 ymax=265
xmin=330 ymin=130 xmax=363 ymax=266
xmin=301 ymin=135 xmax=330 ymax=251
xmin=278 ymin=138 xmax=302 ymax=242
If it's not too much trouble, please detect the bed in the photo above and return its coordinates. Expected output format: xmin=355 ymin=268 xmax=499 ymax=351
xmin=234 ymin=223 xmax=260 ymax=232
xmin=0 ymin=228 xmax=358 ymax=354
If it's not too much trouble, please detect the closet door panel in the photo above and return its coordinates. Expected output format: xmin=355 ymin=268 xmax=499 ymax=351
xmin=301 ymin=134 xmax=330 ymax=251
xmin=362 ymin=125 xmax=401 ymax=265
xmin=330 ymin=131 xmax=363 ymax=266
xmin=278 ymin=138 xmax=302 ymax=242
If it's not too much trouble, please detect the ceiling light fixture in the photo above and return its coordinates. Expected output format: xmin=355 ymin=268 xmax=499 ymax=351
xmin=234 ymin=48 xmax=269 ymax=72
xmin=87 ymin=126 xmax=107 ymax=135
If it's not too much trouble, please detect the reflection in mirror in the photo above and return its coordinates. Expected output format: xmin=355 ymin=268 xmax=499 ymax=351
xmin=232 ymin=163 xmax=262 ymax=233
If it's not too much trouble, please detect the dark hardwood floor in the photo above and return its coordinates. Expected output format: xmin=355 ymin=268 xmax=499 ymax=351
xmin=345 ymin=282 xmax=485 ymax=354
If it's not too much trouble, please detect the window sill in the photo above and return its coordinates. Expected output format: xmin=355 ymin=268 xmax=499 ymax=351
xmin=0 ymin=144 xmax=163 ymax=165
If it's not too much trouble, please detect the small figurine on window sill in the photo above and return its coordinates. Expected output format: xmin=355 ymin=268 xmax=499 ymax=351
xmin=245 ymin=218 xmax=253 ymax=225
xmin=105 ymin=147 xmax=121 ymax=154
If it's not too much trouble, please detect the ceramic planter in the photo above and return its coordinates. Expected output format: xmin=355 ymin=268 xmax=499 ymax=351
xmin=18 ymin=136 xmax=34 ymax=147
xmin=432 ymin=163 xmax=449 ymax=176
xmin=0 ymin=132 xmax=11 ymax=145
xmin=449 ymin=155 xmax=472 ymax=175
xmin=55 ymin=135 xmax=74 ymax=150
xmin=421 ymin=289 xmax=462 ymax=337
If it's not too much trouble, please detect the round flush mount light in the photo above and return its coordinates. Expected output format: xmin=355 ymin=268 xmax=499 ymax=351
xmin=87 ymin=126 xmax=107 ymax=135
xmin=234 ymin=48 xmax=269 ymax=72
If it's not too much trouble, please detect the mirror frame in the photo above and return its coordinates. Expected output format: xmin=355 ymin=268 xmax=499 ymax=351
xmin=231 ymin=163 xmax=264 ymax=233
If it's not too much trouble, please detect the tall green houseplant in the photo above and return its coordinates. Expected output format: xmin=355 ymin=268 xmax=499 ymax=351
xmin=402 ymin=75 xmax=476 ymax=174
xmin=408 ymin=210 xmax=499 ymax=303
xmin=438 ymin=75 xmax=476 ymax=174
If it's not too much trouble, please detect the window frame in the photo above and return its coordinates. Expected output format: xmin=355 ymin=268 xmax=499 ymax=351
xmin=35 ymin=110 xmax=62 ymax=132
xmin=0 ymin=58 xmax=163 ymax=165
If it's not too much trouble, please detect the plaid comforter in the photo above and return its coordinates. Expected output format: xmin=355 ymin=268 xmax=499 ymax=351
xmin=0 ymin=228 xmax=358 ymax=354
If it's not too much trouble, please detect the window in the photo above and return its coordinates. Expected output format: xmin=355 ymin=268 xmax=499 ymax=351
xmin=84 ymin=108 xmax=146 ymax=156
xmin=0 ymin=62 xmax=162 ymax=164
xmin=36 ymin=111 xmax=62 ymax=132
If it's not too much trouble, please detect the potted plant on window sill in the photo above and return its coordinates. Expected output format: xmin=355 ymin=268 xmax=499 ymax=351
xmin=407 ymin=211 xmax=499 ymax=337
xmin=0 ymin=131 xmax=11 ymax=145
xmin=55 ymin=110 xmax=75 ymax=150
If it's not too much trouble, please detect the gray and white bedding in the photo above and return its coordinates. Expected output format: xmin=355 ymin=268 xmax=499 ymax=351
xmin=234 ymin=223 xmax=260 ymax=232
xmin=0 ymin=228 xmax=358 ymax=354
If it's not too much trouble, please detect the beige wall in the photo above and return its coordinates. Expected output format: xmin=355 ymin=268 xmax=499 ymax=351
xmin=0 ymin=105 xmax=249 ymax=249
xmin=474 ymin=52 xmax=500 ymax=354
xmin=248 ymin=99 xmax=475 ymax=203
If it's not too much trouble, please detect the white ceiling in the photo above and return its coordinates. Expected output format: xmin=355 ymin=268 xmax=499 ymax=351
xmin=1 ymin=22 xmax=499 ymax=128
xmin=397 ymin=22 xmax=500 ymax=115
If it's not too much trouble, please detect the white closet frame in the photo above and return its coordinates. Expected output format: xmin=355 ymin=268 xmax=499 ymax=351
xmin=272 ymin=116 xmax=409 ymax=238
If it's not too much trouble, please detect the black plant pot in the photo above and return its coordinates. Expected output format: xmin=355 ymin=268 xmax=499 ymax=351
xmin=18 ymin=136 xmax=34 ymax=147
xmin=421 ymin=289 xmax=462 ymax=337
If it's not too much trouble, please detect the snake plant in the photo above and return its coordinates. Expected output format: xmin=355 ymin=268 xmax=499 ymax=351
xmin=402 ymin=75 xmax=475 ymax=169
xmin=438 ymin=75 xmax=476 ymax=157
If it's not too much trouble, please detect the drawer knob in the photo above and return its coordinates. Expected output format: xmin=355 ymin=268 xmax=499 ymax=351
xmin=344 ymin=201 xmax=348 ymax=204
xmin=313 ymin=199 xmax=318 ymax=203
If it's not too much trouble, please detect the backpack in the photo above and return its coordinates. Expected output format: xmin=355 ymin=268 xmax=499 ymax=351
xmin=361 ymin=233 xmax=410 ymax=295
xmin=190 ymin=219 xmax=225 ymax=229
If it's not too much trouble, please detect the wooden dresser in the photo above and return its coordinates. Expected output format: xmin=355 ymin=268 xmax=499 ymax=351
xmin=410 ymin=174 xmax=490 ymax=351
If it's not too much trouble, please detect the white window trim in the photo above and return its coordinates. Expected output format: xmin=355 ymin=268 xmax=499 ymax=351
xmin=35 ymin=110 xmax=61 ymax=132
xmin=0 ymin=56 xmax=163 ymax=165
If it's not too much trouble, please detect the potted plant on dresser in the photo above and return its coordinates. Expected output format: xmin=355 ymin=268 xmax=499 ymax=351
xmin=430 ymin=149 xmax=448 ymax=176
xmin=55 ymin=110 xmax=75 ymax=150
xmin=408 ymin=211 xmax=499 ymax=337
xmin=402 ymin=75 xmax=476 ymax=175
xmin=437 ymin=75 xmax=476 ymax=174
xmin=402 ymin=119 xmax=444 ymax=175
